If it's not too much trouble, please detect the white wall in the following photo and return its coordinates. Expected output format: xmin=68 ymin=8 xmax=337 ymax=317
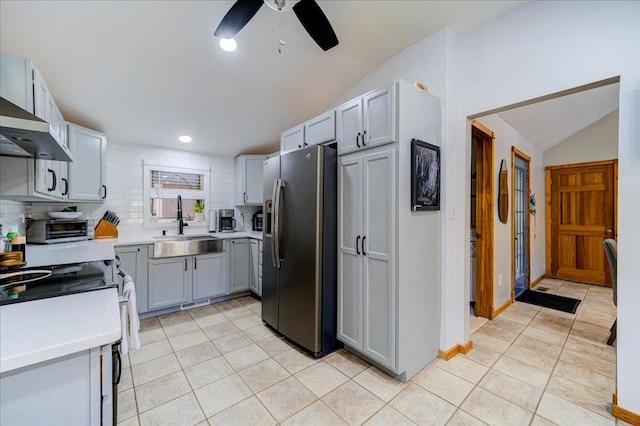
xmin=333 ymin=27 xmax=450 ymax=106
xmin=105 ymin=141 xmax=236 ymax=232
xmin=339 ymin=0 xmax=640 ymax=412
xmin=452 ymin=1 xmax=640 ymax=412
xmin=0 ymin=143 xmax=252 ymax=237
xmin=476 ymin=115 xmax=545 ymax=309
xmin=544 ymin=110 xmax=618 ymax=167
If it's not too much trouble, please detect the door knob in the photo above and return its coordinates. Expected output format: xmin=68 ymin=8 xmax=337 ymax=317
xmin=605 ymin=229 xmax=613 ymax=236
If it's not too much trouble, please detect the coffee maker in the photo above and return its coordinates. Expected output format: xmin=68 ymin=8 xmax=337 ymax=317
xmin=218 ymin=209 xmax=236 ymax=232
xmin=252 ymin=210 xmax=263 ymax=232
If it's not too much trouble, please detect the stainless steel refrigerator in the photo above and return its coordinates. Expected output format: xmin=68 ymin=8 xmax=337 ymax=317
xmin=262 ymin=144 xmax=338 ymax=358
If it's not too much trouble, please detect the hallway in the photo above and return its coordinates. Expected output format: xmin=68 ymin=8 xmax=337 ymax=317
xmin=448 ymin=278 xmax=620 ymax=424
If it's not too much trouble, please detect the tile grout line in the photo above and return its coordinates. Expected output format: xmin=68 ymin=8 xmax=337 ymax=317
xmin=528 ymin=280 xmax=616 ymax=424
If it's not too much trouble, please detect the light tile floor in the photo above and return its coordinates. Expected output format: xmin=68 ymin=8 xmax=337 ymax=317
xmin=118 ymin=279 xmax=629 ymax=425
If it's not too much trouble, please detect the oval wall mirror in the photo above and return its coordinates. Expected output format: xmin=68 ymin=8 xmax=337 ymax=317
xmin=498 ymin=159 xmax=509 ymax=223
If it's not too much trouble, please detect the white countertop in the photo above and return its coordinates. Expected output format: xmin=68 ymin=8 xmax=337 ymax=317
xmin=0 ymin=287 xmax=121 ymax=373
xmin=112 ymin=230 xmax=263 ymax=246
xmin=26 ymin=240 xmax=116 ymax=268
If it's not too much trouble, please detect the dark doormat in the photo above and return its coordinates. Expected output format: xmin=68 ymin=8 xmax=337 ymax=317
xmin=515 ymin=290 xmax=581 ymax=314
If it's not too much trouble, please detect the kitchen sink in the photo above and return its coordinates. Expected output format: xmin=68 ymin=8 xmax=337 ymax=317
xmin=152 ymin=234 xmax=214 ymax=241
xmin=152 ymin=237 xmax=223 ymax=258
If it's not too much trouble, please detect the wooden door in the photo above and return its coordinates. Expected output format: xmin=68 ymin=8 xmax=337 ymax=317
xmin=472 ymin=123 xmax=494 ymax=318
xmin=549 ymin=162 xmax=615 ymax=286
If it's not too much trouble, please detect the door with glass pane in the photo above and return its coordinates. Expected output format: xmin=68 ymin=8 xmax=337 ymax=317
xmin=513 ymin=151 xmax=530 ymax=297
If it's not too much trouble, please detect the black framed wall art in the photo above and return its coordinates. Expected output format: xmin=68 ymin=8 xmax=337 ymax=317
xmin=411 ymin=139 xmax=440 ymax=211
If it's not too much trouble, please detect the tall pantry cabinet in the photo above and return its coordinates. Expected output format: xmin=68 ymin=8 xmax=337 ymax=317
xmin=336 ymin=80 xmax=442 ymax=381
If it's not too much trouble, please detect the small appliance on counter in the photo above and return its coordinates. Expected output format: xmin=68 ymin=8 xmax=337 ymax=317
xmin=218 ymin=209 xmax=236 ymax=233
xmin=208 ymin=210 xmax=218 ymax=233
xmin=252 ymin=210 xmax=263 ymax=232
xmin=27 ymin=219 xmax=89 ymax=244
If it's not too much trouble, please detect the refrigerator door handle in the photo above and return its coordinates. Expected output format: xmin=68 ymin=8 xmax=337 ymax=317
xmin=273 ymin=178 xmax=285 ymax=268
xmin=270 ymin=179 xmax=279 ymax=267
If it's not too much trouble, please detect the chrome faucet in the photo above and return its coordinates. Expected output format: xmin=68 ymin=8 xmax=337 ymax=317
xmin=177 ymin=195 xmax=188 ymax=235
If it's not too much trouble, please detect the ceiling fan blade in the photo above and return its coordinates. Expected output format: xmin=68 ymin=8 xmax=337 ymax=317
xmin=292 ymin=0 xmax=339 ymax=51
xmin=214 ymin=0 xmax=263 ymax=39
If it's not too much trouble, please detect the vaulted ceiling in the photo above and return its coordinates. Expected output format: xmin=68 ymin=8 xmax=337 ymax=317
xmin=498 ymin=83 xmax=619 ymax=152
xmin=0 ymin=1 xmax=525 ymax=157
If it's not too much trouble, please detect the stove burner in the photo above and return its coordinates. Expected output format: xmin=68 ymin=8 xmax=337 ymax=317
xmin=0 ymin=263 xmax=111 ymax=306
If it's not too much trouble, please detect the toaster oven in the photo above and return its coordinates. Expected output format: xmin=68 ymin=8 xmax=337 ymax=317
xmin=27 ymin=219 xmax=90 ymax=244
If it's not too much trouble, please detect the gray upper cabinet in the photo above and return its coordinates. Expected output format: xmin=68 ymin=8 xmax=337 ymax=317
xmin=280 ymin=124 xmax=304 ymax=155
xmin=280 ymin=110 xmax=336 ymax=155
xmin=235 ymin=155 xmax=267 ymax=206
xmin=67 ymin=124 xmax=107 ymax=202
xmin=304 ymin=110 xmax=335 ymax=147
xmin=336 ymin=83 xmax=396 ymax=156
xmin=0 ymin=53 xmax=71 ymax=160
xmin=230 ymin=238 xmax=250 ymax=293
xmin=336 ymin=98 xmax=363 ymax=156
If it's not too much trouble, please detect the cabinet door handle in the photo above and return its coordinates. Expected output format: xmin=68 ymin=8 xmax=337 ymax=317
xmin=102 ymin=185 xmax=107 ymax=199
xmin=356 ymin=132 xmax=361 ymax=148
xmin=303 ymin=142 xmax=307 ymax=146
xmin=47 ymin=169 xmax=56 ymax=192
xmin=244 ymin=192 xmax=247 ymax=202
xmin=184 ymin=258 xmax=188 ymax=271
xmin=298 ymin=144 xmax=302 ymax=148
xmin=61 ymin=177 xmax=68 ymax=196
xmin=194 ymin=257 xmax=197 ymax=270
xmin=362 ymin=130 xmax=367 ymax=146
xmin=362 ymin=236 xmax=367 ymax=256
xmin=356 ymin=236 xmax=360 ymax=255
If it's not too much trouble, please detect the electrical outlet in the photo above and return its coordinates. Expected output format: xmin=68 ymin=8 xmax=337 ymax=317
xmin=499 ymin=274 xmax=503 ymax=287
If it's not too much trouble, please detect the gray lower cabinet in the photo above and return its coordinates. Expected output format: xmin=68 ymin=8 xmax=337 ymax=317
xmin=115 ymin=245 xmax=149 ymax=313
xmin=230 ymin=239 xmax=250 ymax=293
xmin=192 ymin=253 xmax=225 ymax=299
xmin=116 ymin=238 xmax=254 ymax=314
xmin=249 ymin=239 xmax=259 ymax=295
xmin=147 ymin=257 xmax=190 ymax=310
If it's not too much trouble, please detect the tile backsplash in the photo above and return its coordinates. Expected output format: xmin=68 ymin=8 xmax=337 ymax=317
xmin=0 ymin=142 xmax=262 ymax=237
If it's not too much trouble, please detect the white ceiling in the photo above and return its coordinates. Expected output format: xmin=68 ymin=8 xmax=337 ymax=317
xmin=497 ymin=83 xmax=620 ymax=152
xmin=0 ymin=1 xmax=525 ymax=157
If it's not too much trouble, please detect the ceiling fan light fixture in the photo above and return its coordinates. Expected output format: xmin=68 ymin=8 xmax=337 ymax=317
xmin=219 ymin=37 xmax=238 ymax=52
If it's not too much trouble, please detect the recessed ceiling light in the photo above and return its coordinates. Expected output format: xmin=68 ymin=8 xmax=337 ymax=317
xmin=178 ymin=135 xmax=192 ymax=143
xmin=219 ymin=38 xmax=237 ymax=52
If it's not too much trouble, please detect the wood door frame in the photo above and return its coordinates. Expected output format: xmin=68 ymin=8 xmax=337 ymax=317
xmin=545 ymin=159 xmax=618 ymax=284
xmin=511 ymin=147 xmax=531 ymax=302
xmin=472 ymin=120 xmax=495 ymax=319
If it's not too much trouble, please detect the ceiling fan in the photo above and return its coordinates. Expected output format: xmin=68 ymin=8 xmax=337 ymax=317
xmin=214 ymin=0 xmax=339 ymax=51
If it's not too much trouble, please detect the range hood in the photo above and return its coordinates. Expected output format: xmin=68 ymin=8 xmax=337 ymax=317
xmin=0 ymin=97 xmax=73 ymax=162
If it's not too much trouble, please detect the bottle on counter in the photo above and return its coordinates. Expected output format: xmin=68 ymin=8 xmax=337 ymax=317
xmin=11 ymin=236 xmax=26 ymax=264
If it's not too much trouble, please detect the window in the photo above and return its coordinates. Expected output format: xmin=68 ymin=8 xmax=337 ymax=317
xmin=143 ymin=163 xmax=210 ymax=227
